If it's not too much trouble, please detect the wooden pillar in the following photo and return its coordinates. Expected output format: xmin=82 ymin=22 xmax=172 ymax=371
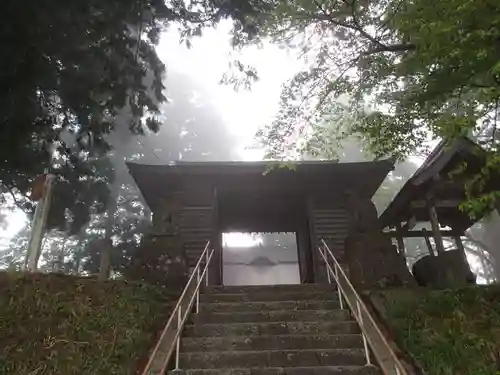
xmin=297 ymin=208 xmax=315 ymax=284
xmin=306 ymin=196 xmax=321 ymax=283
xmin=211 ymin=186 xmax=222 ymax=285
xmin=422 ymin=228 xmax=435 ymax=256
xmin=454 ymin=235 xmax=471 ymax=271
xmin=428 ymin=202 xmax=445 ymax=255
xmin=394 ymin=222 xmax=406 ymax=257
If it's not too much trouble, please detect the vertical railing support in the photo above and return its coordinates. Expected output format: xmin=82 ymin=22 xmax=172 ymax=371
xmin=175 ymin=306 xmax=182 ymax=370
xmin=324 ymin=246 xmax=332 ymax=284
xmin=357 ymin=300 xmax=371 ymax=365
xmin=195 ymin=267 xmax=201 ymax=313
xmin=335 ymin=264 xmax=343 ymax=310
xmin=205 ymin=249 xmax=209 ymax=286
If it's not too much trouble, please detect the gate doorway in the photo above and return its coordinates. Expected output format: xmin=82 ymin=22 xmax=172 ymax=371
xmin=222 ymin=232 xmax=300 ymax=286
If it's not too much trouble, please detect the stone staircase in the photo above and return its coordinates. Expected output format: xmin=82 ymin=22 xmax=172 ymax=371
xmin=170 ymin=284 xmax=381 ymax=375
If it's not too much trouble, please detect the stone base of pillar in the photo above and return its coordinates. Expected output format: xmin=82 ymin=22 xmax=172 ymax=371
xmin=345 ymin=231 xmax=415 ymax=289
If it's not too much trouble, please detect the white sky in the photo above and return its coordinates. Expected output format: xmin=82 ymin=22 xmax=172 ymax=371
xmin=157 ymin=22 xmax=302 ymax=160
xmin=0 ymin=209 xmax=26 ymax=248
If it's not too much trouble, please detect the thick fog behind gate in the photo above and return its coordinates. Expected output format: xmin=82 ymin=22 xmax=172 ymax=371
xmin=0 ymin=24 xmax=499 ymax=285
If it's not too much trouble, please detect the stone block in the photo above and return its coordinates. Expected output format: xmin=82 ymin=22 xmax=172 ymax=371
xmin=345 ymin=232 xmax=414 ymax=289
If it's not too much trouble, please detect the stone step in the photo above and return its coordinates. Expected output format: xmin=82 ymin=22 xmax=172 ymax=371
xmin=169 ymin=365 xmax=380 ymax=375
xmin=181 ymin=334 xmax=364 ymax=352
xmin=205 ymin=284 xmax=337 ymax=294
xmin=192 ymin=310 xmax=350 ymax=324
xmin=183 ymin=321 xmax=359 ymax=337
xmin=200 ymin=300 xmax=341 ymax=313
xmin=200 ymin=291 xmax=339 ymax=303
xmin=179 ymin=349 xmax=366 ymax=369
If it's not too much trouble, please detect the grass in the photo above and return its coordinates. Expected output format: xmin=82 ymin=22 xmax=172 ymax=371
xmin=0 ymin=272 xmax=178 ymax=375
xmin=384 ymin=286 xmax=500 ymax=375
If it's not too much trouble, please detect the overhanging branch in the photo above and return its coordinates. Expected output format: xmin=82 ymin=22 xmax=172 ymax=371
xmin=364 ymin=43 xmax=416 ymax=55
xmin=308 ymin=1 xmax=415 ymax=55
xmin=2 ymin=185 xmax=29 ymax=214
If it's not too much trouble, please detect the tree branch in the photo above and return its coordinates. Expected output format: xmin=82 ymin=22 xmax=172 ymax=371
xmin=347 ymin=0 xmax=386 ymax=48
xmin=363 ymin=43 xmax=416 ymax=55
xmin=492 ymin=97 xmax=499 ymax=147
xmin=308 ymin=1 xmax=415 ymax=55
xmin=2 ymin=185 xmax=29 ymax=214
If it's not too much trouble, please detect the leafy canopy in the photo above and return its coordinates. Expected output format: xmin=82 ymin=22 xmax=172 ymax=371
xmin=219 ymin=0 xmax=500 ymax=215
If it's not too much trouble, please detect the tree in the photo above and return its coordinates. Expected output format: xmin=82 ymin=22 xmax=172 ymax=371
xmin=0 ymin=0 xmax=171 ymax=229
xmin=218 ymin=0 xmax=500 ymax=215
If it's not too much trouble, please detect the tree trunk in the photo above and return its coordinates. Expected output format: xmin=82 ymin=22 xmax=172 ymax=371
xmin=98 ymin=238 xmax=112 ymax=280
xmin=99 ymin=156 xmax=120 ymax=280
xmin=54 ymin=237 xmax=67 ymax=273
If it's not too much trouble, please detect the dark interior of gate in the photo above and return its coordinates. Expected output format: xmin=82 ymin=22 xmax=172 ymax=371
xmin=127 ymin=160 xmax=394 ymax=286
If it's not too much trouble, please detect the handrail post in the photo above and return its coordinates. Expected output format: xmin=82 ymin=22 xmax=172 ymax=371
xmin=335 ymin=264 xmax=343 ymax=310
xmin=175 ymin=306 xmax=182 ymax=369
xmin=358 ymin=300 xmax=371 ymax=365
xmin=324 ymin=245 xmax=332 ymax=284
xmin=205 ymin=249 xmax=209 ymax=286
xmin=196 ymin=267 xmax=201 ymax=313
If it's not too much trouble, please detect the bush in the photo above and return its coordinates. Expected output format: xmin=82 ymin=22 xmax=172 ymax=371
xmin=0 ymin=272 xmax=178 ymax=375
xmin=385 ymin=286 xmax=500 ymax=375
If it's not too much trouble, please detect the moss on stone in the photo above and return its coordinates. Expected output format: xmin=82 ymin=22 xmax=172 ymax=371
xmin=0 ymin=271 xmax=178 ymax=375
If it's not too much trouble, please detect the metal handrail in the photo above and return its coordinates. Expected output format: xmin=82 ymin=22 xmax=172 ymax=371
xmin=141 ymin=241 xmax=215 ymax=375
xmin=318 ymin=239 xmax=408 ymax=375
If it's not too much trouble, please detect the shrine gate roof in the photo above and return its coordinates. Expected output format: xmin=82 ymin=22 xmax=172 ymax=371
xmin=127 ymin=160 xmax=394 ymax=211
xmin=379 ymin=137 xmax=500 ymax=232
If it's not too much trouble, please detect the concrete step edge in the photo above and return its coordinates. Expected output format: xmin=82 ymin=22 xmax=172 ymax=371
xmin=168 ymin=365 xmax=380 ymax=374
xmin=193 ymin=310 xmax=349 ymax=321
xmin=180 ymin=334 xmax=364 ymax=351
xmin=201 ymin=292 xmax=338 ymax=297
xmin=181 ymin=333 xmax=362 ymax=342
xmin=200 ymin=299 xmax=340 ymax=306
xmin=191 ymin=311 xmax=351 ymax=324
xmin=169 ymin=365 xmax=372 ymax=373
xmin=199 ymin=295 xmax=340 ymax=303
xmin=184 ymin=320 xmax=357 ymax=328
xmin=195 ymin=309 xmax=345 ymax=316
xmin=179 ymin=348 xmax=365 ymax=355
xmin=205 ymin=285 xmax=338 ymax=291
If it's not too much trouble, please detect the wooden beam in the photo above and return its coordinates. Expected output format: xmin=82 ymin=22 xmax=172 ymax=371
xmin=384 ymin=230 xmax=459 ymax=238
xmin=410 ymin=199 xmax=462 ymax=209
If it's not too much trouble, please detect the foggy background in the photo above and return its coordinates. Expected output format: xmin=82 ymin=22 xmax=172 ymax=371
xmin=0 ymin=22 xmax=499 ymax=285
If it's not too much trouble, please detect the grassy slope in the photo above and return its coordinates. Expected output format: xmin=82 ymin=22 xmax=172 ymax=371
xmin=0 ymin=272 xmax=177 ymax=375
xmin=383 ymin=286 xmax=500 ymax=375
